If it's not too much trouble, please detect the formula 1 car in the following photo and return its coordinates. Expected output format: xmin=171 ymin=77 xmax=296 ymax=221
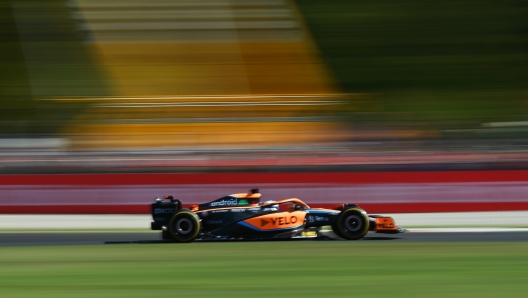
xmin=150 ymin=188 xmax=404 ymax=242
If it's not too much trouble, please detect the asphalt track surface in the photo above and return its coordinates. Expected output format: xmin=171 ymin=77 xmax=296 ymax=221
xmin=1 ymin=231 xmax=528 ymax=247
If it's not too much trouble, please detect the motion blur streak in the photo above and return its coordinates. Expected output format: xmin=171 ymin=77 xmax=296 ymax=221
xmin=52 ymin=0 xmax=344 ymax=150
xmin=2 ymin=171 xmax=528 ymax=214
xmin=1 ymin=1 xmax=528 ymax=178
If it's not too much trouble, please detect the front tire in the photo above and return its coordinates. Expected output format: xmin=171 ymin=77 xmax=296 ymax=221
xmin=332 ymin=208 xmax=369 ymax=240
xmin=168 ymin=209 xmax=201 ymax=243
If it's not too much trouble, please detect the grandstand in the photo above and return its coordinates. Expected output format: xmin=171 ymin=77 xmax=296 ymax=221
xmin=58 ymin=0 xmax=349 ymax=150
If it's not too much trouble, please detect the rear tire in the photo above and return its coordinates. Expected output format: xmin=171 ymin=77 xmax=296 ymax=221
xmin=168 ymin=209 xmax=201 ymax=243
xmin=332 ymin=208 xmax=369 ymax=240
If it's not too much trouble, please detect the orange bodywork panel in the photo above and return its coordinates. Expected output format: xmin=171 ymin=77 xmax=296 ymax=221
xmin=243 ymin=211 xmax=306 ymax=231
xmin=373 ymin=217 xmax=399 ymax=232
xmin=230 ymin=193 xmax=262 ymax=200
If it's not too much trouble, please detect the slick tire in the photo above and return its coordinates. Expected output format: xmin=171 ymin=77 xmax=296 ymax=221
xmin=168 ymin=209 xmax=201 ymax=243
xmin=332 ymin=208 xmax=369 ymax=240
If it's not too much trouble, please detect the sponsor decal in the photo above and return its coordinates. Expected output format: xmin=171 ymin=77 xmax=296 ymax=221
xmin=248 ymin=208 xmax=260 ymax=211
xmin=241 ymin=211 xmax=305 ymax=231
xmin=230 ymin=209 xmax=246 ymax=212
xmin=154 ymin=208 xmax=174 ymax=214
xmin=210 ymin=199 xmax=238 ymax=207
xmin=261 ymin=216 xmax=298 ymax=227
xmin=238 ymin=199 xmax=249 ymax=205
xmin=206 ymin=220 xmax=223 ymax=224
xmin=212 ymin=210 xmax=229 ymax=213
xmin=308 ymin=215 xmax=329 ymax=223
xmin=200 ymin=212 xmax=209 ymax=217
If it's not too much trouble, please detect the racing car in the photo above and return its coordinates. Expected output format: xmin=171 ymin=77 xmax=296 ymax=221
xmin=150 ymin=188 xmax=404 ymax=242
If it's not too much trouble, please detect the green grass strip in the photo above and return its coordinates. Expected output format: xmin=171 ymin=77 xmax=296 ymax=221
xmin=0 ymin=242 xmax=527 ymax=297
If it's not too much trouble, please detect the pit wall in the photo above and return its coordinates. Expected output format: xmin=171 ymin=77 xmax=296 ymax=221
xmin=2 ymin=171 xmax=528 ymax=214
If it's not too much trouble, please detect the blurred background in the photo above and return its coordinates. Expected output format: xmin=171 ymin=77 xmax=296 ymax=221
xmin=1 ymin=0 xmax=528 ymax=173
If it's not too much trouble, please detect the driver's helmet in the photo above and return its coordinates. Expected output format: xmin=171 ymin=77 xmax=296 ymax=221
xmin=263 ymin=200 xmax=279 ymax=211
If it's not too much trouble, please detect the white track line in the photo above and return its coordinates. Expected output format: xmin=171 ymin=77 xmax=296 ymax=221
xmin=408 ymin=228 xmax=528 ymax=233
xmin=0 ymin=212 xmax=527 ymax=230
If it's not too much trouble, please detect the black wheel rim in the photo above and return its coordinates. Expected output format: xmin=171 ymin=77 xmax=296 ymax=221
xmin=175 ymin=218 xmax=193 ymax=235
xmin=344 ymin=214 xmax=362 ymax=232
